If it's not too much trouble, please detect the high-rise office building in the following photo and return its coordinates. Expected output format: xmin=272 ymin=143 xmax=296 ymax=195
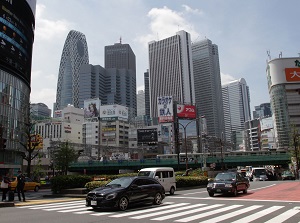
xmin=192 ymin=39 xmax=225 ymax=139
xmin=79 ymin=64 xmax=137 ymax=121
xmin=253 ymin=103 xmax=272 ymax=119
xmin=55 ymin=30 xmax=89 ymax=110
xmin=148 ymin=30 xmax=195 ymax=118
xmin=222 ymin=78 xmax=251 ymax=150
xmin=267 ymin=57 xmax=300 ymax=149
xmin=137 ymin=90 xmax=145 ymax=117
xmin=105 ymin=42 xmax=136 ymax=72
xmin=144 ymin=70 xmax=151 ymax=124
xmin=0 ymin=0 xmax=36 ymax=173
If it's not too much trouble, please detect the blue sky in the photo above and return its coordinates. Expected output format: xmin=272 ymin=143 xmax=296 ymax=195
xmin=31 ymin=0 xmax=300 ymax=114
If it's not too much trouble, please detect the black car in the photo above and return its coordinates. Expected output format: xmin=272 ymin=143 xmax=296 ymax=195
xmin=207 ymin=172 xmax=250 ymax=197
xmin=86 ymin=176 xmax=165 ymax=211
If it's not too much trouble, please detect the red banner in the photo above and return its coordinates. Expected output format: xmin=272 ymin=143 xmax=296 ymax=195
xmin=177 ymin=104 xmax=196 ymax=119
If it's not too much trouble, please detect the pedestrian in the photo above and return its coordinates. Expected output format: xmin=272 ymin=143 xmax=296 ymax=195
xmin=17 ymin=170 xmax=25 ymax=202
xmin=1 ymin=172 xmax=10 ymax=202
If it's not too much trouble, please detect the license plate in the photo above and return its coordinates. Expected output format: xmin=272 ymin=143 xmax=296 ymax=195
xmin=91 ymin=201 xmax=97 ymax=206
xmin=216 ymin=189 xmax=221 ymax=192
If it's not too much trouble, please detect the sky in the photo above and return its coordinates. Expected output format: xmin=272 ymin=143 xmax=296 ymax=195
xmin=30 ymin=0 xmax=300 ymax=115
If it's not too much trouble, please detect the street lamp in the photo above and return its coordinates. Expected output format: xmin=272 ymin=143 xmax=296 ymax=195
xmin=177 ymin=119 xmax=198 ymax=171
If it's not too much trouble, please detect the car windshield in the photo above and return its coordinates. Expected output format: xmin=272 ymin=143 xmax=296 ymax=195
xmin=215 ymin=173 xmax=236 ymax=181
xmin=106 ymin=177 xmax=133 ymax=188
xmin=138 ymin=171 xmax=154 ymax=177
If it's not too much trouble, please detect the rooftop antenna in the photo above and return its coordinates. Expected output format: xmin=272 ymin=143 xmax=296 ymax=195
xmin=120 ymin=36 xmax=122 ymax=44
xmin=279 ymin=51 xmax=282 ymax=58
xmin=266 ymin=50 xmax=271 ymax=60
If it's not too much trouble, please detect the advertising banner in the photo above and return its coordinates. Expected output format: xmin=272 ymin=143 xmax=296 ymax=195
xmin=285 ymin=68 xmax=300 ymax=82
xmin=157 ymin=96 xmax=173 ymax=123
xmin=137 ymin=128 xmax=158 ymax=143
xmin=260 ymin=117 xmax=274 ymax=131
xmin=84 ymin=98 xmax=101 ymax=118
xmin=177 ymin=104 xmax=197 ymax=119
xmin=100 ymin=104 xmax=128 ymax=121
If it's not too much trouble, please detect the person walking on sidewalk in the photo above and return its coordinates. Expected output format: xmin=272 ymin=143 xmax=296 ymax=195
xmin=17 ymin=170 xmax=25 ymax=202
xmin=1 ymin=172 xmax=10 ymax=201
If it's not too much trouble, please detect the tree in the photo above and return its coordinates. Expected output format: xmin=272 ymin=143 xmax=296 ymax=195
xmin=291 ymin=129 xmax=300 ymax=179
xmin=52 ymin=141 xmax=79 ymax=175
xmin=19 ymin=105 xmax=42 ymax=178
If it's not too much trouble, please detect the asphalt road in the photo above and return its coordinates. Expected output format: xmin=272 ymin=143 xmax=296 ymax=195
xmin=1 ymin=180 xmax=300 ymax=223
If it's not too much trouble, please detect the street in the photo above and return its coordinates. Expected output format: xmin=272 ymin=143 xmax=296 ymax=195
xmin=1 ymin=181 xmax=300 ymax=223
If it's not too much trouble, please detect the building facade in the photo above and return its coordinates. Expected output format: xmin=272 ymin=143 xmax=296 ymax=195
xmin=30 ymin=103 xmax=51 ymax=119
xmin=148 ymin=30 xmax=195 ymax=118
xmin=55 ymin=30 xmax=89 ymax=110
xmin=192 ymin=38 xmax=225 ymax=139
xmin=253 ymin=102 xmax=272 ymax=119
xmin=0 ymin=0 xmax=36 ymax=175
xmin=78 ymin=64 xmax=137 ymax=121
xmin=222 ymin=78 xmax=251 ymax=150
xmin=267 ymin=57 xmax=300 ymax=149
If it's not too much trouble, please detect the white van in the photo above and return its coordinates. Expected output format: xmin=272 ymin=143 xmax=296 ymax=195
xmin=138 ymin=167 xmax=176 ymax=195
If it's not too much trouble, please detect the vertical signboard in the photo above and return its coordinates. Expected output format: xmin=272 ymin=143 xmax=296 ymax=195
xmin=157 ymin=96 xmax=173 ymax=123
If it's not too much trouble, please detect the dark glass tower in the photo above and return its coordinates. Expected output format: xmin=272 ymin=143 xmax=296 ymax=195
xmin=55 ymin=30 xmax=89 ymax=110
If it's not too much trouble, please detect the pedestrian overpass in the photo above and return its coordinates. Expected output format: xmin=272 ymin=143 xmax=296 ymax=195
xmin=69 ymin=151 xmax=291 ymax=174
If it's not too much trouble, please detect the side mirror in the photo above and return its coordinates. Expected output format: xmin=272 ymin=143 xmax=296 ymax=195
xmin=155 ymin=176 xmax=159 ymax=180
xmin=131 ymin=184 xmax=138 ymax=189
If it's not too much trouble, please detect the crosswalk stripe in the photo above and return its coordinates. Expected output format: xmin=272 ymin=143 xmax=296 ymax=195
xmin=230 ymin=206 xmax=284 ymax=223
xmin=58 ymin=207 xmax=93 ymax=213
xmin=200 ymin=205 xmax=263 ymax=223
xmin=29 ymin=202 xmax=86 ymax=210
xmin=90 ymin=212 xmax=114 ymax=216
xmin=151 ymin=204 xmax=225 ymax=221
xmin=73 ymin=210 xmax=94 ymax=214
xmin=45 ymin=204 xmax=85 ymax=211
xmin=130 ymin=203 xmax=207 ymax=219
xmin=17 ymin=200 xmax=84 ymax=208
xmin=110 ymin=203 xmax=189 ymax=218
xmin=175 ymin=205 xmax=243 ymax=222
xmin=264 ymin=209 xmax=300 ymax=223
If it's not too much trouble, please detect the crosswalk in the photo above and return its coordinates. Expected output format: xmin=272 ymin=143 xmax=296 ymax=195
xmin=17 ymin=200 xmax=300 ymax=222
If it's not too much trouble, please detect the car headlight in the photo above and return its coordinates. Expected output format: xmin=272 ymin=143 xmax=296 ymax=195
xmin=207 ymin=183 xmax=213 ymax=187
xmin=225 ymin=184 xmax=233 ymax=187
xmin=105 ymin=193 xmax=117 ymax=200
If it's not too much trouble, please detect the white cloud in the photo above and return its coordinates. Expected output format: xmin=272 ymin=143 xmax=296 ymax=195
xmin=221 ymin=72 xmax=236 ymax=85
xmin=182 ymin=4 xmax=203 ymax=15
xmin=137 ymin=6 xmax=200 ymax=47
xmin=35 ymin=4 xmax=71 ymax=41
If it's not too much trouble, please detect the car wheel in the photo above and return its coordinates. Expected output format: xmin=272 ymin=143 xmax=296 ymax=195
xmin=34 ymin=186 xmax=40 ymax=192
xmin=232 ymin=187 xmax=238 ymax=197
xmin=208 ymin=192 xmax=214 ymax=197
xmin=169 ymin=187 xmax=175 ymax=195
xmin=118 ymin=196 xmax=129 ymax=211
xmin=153 ymin=193 xmax=162 ymax=205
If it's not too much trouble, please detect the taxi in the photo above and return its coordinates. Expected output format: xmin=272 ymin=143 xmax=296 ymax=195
xmin=10 ymin=177 xmax=41 ymax=192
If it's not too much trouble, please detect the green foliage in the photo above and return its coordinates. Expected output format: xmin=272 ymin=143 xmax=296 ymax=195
xmin=50 ymin=175 xmax=92 ymax=194
xmin=176 ymin=176 xmax=208 ymax=188
xmin=85 ymin=180 xmax=110 ymax=191
xmin=53 ymin=142 xmax=79 ymax=175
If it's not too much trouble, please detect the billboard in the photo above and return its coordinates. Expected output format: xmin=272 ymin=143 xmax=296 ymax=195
xmin=260 ymin=117 xmax=274 ymax=131
xmin=157 ymin=96 xmax=173 ymax=123
xmin=100 ymin=104 xmax=128 ymax=121
xmin=84 ymin=98 xmax=101 ymax=119
xmin=137 ymin=128 xmax=158 ymax=143
xmin=177 ymin=104 xmax=197 ymax=119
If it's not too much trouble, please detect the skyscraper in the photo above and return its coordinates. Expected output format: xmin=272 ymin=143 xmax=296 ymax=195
xmin=253 ymin=103 xmax=272 ymax=119
xmin=192 ymin=39 xmax=225 ymax=139
xmin=144 ymin=70 xmax=151 ymax=124
xmin=222 ymin=78 xmax=251 ymax=150
xmin=148 ymin=30 xmax=195 ymax=119
xmin=55 ymin=30 xmax=89 ymax=110
xmin=105 ymin=42 xmax=136 ymax=72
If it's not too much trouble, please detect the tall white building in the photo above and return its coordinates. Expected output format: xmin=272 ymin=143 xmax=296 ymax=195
xmin=222 ymin=78 xmax=251 ymax=150
xmin=192 ymin=39 xmax=224 ymax=139
xmin=148 ymin=30 xmax=195 ymax=119
xmin=137 ymin=90 xmax=145 ymax=117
